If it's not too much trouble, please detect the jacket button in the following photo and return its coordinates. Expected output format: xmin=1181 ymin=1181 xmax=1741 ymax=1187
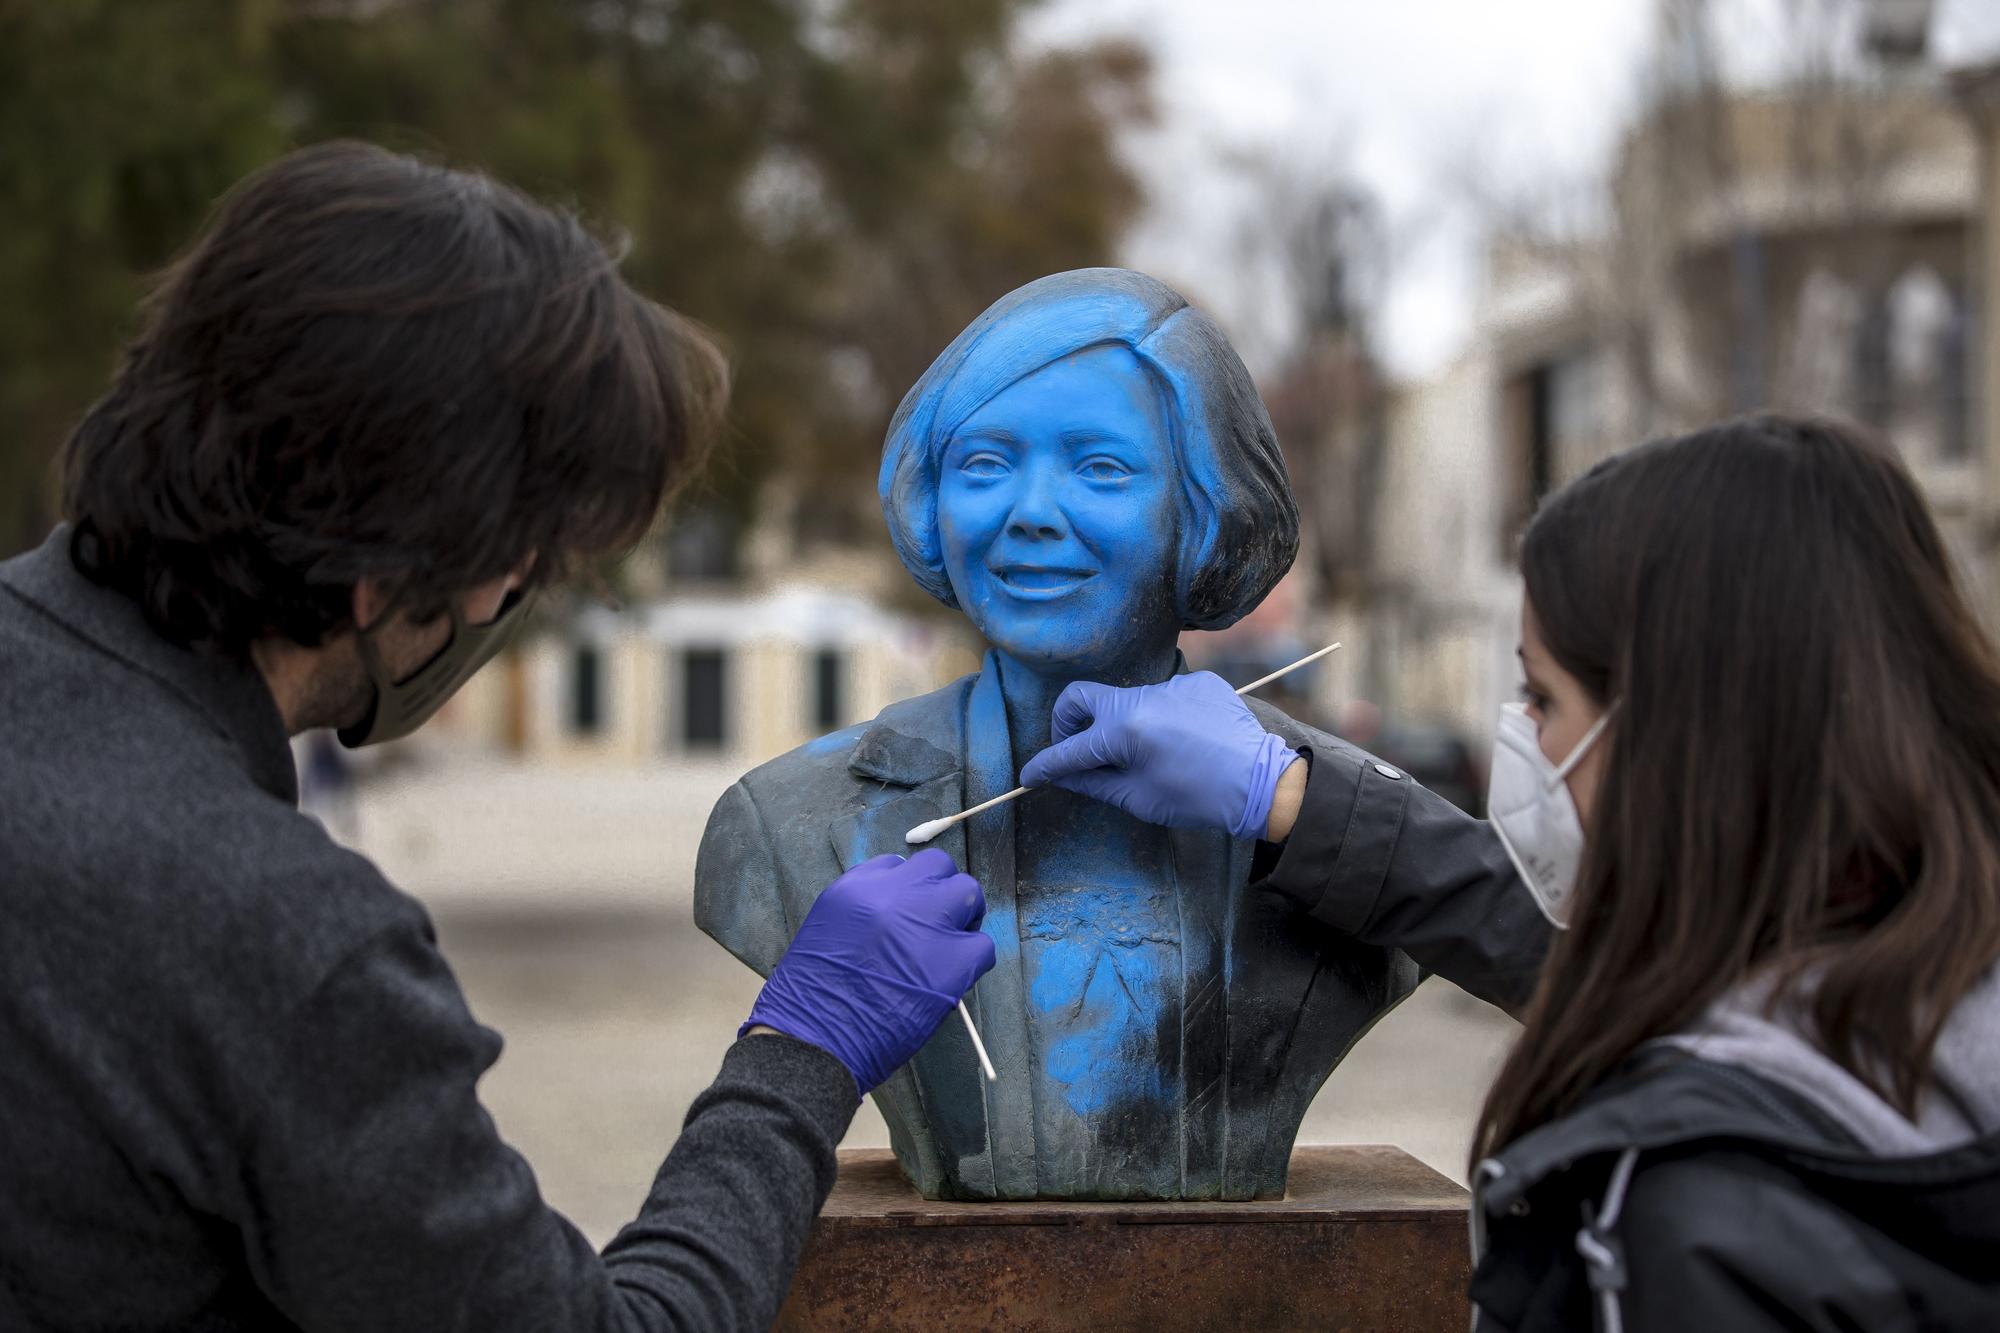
xmin=1509 ymin=1199 xmax=1530 ymax=1216
xmin=1374 ymin=763 xmax=1401 ymax=780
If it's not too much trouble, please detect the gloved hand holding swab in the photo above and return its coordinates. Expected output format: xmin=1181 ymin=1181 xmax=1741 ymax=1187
xmin=904 ymin=642 xmax=1342 ymax=845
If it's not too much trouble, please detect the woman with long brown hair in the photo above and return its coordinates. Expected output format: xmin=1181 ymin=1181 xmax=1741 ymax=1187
xmin=1026 ymin=413 xmax=2000 ymax=1328
xmin=1463 ymin=413 xmax=2000 ymax=1328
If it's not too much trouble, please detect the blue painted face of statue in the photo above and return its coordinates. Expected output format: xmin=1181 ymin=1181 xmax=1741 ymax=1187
xmin=936 ymin=344 xmax=1183 ymax=677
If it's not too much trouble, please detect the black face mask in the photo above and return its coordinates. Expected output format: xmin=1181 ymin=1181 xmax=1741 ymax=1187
xmin=337 ymin=589 xmax=535 ymax=748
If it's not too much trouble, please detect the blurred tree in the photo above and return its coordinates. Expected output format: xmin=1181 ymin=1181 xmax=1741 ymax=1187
xmin=793 ymin=26 xmax=1154 ymax=547
xmin=0 ymin=0 xmax=1152 ymax=565
xmin=1235 ymin=150 xmax=1391 ymax=617
xmin=0 ymin=0 xmax=290 ymax=554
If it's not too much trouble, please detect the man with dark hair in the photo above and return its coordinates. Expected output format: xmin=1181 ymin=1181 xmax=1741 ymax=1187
xmin=0 ymin=141 xmax=995 ymax=1331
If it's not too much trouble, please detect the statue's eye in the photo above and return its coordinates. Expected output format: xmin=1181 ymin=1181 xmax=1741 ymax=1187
xmin=959 ymin=452 xmax=1009 ymax=478
xmin=1078 ymin=457 xmax=1132 ymax=482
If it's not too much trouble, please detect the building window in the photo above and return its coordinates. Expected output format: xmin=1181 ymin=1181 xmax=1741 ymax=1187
xmin=571 ymin=644 xmax=602 ymax=736
xmin=681 ymin=647 xmax=728 ymax=750
xmin=1499 ymin=364 xmax=1556 ymax=555
xmin=1785 ymin=269 xmax=1863 ymax=412
xmin=1526 ymin=364 xmax=1557 ymax=499
xmin=811 ymin=648 xmax=845 ymax=732
xmin=1501 ymin=351 xmax=1600 ymax=556
xmin=1854 ymin=289 xmax=1894 ymax=429
xmin=666 ymin=509 xmax=739 ymax=582
xmin=1547 ymin=354 xmax=1601 ymax=459
xmin=1940 ymin=289 xmax=1971 ymax=462
xmin=1882 ymin=266 xmax=1970 ymax=467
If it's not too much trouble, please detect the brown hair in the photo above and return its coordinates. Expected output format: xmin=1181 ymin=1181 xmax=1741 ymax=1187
xmin=1478 ymin=414 xmax=2000 ymax=1159
xmin=61 ymin=140 xmax=727 ymax=655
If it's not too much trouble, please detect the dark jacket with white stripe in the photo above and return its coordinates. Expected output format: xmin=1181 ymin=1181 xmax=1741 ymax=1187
xmin=1469 ymin=1048 xmax=2000 ymax=1332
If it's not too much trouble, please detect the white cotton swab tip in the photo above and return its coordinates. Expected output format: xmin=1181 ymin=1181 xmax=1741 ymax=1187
xmin=905 ymin=816 xmax=953 ymax=846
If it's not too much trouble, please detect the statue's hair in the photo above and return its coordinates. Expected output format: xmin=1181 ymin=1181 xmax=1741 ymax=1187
xmin=877 ymin=268 xmax=1299 ymax=630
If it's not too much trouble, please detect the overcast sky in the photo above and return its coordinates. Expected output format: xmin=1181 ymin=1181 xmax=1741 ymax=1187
xmin=1027 ymin=0 xmax=2000 ymax=382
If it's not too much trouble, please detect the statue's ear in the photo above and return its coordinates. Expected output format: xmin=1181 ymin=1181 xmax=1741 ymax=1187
xmin=1138 ymin=309 xmax=1299 ymax=632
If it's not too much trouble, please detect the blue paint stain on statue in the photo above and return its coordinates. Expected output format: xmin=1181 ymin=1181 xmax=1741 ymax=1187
xmin=936 ymin=340 xmax=1190 ymax=1183
xmin=937 ymin=343 xmax=1183 ymax=672
xmin=694 ymin=269 xmax=1424 ymax=1200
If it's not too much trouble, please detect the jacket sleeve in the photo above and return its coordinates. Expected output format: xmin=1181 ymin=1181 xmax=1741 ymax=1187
xmin=1615 ymin=1153 xmax=1914 ymax=1333
xmin=1254 ymin=741 xmax=1552 ymax=1011
xmin=236 ymin=919 xmax=856 ymax=1332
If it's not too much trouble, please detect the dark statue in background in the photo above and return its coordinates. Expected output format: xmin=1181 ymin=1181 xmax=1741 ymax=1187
xmin=696 ymin=269 xmax=1420 ymax=1201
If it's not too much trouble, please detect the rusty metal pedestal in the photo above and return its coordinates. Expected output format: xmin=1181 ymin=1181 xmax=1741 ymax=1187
xmin=774 ymin=1145 xmax=1471 ymax=1332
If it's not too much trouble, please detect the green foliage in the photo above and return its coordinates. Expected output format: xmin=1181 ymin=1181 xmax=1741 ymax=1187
xmin=0 ymin=0 xmax=290 ymax=549
xmin=0 ymin=0 xmax=1153 ymax=560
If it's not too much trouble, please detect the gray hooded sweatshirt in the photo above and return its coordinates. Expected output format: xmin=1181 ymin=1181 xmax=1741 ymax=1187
xmin=1658 ymin=963 xmax=2000 ymax=1155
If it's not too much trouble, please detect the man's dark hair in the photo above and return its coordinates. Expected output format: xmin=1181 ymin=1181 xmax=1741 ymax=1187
xmin=60 ymin=139 xmax=727 ymax=655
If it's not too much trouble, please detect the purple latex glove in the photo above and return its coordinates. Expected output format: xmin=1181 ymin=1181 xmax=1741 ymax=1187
xmin=745 ymin=848 xmax=996 ymax=1098
xmin=1018 ymin=671 xmax=1299 ymax=840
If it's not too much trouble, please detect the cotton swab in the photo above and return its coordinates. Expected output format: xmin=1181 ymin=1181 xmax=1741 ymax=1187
xmin=904 ymin=641 xmax=1343 ymax=846
xmin=1228 ymin=640 xmax=1346 ymax=696
xmin=904 ymin=785 xmax=1032 ymax=847
xmin=959 ymin=1000 xmax=997 ymax=1081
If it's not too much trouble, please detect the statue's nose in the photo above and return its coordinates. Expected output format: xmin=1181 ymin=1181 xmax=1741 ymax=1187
xmin=1003 ymin=465 xmax=1068 ymax=541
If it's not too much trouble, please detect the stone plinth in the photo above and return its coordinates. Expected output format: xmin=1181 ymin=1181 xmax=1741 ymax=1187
xmin=774 ymin=1146 xmax=1470 ymax=1332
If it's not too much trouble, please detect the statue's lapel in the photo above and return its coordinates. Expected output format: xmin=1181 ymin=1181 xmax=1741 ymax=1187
xmin=829 ymin=677 xmax=975 ymax=874
xmin=1170 ymin=824 xmax=1236 ymax=1196
xmin=960 ymin=655 xmax=1038 ymax=1197
xmin=827 ymin=689 xmax=998 ymax=1197
xmin=1147 ymin=651 xmax=1233 ymax=1194
xmin=1220 ymin=827 xmax=1323 ymax=1197
xmin=821 ymin=660 xmax=1036 ymax=1200
xmin=828 ymin=784 xmax=964 ymax=874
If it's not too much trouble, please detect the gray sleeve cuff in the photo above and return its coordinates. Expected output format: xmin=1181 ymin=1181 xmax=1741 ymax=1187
xmin=717 ymin=1031 xmax=862 ymax=1129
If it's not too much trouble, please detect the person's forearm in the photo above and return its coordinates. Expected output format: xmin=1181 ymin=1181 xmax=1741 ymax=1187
xmin=601 ymin=1032 xmax=858 ymax=1331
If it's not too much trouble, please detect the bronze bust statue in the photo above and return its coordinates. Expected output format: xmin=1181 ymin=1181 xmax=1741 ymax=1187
xmin=696 ymin=269 xmax=1422 ymax=1200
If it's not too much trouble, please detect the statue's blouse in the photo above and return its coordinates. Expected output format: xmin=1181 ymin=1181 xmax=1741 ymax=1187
xmin=1017 ymin=831 xmax=1185 ymax=1199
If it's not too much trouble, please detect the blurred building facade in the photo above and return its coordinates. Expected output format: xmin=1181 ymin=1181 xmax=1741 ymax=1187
xmin=423 ymin=2 xmax=2000 ymax=785
xmin=1956 ymin=60 xmax=2000 ymax=627
xmin=1357 ymin=5 xmax=1996 ymax=763
xmin=439 ymin=504 xmax=981 ymax=770
xmin=445 ymin=589 xmax=968 ymax=770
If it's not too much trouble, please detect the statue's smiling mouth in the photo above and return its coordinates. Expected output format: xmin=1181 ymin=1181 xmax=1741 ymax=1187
xmin=990 ymin=564 xmax=1099 ymax=598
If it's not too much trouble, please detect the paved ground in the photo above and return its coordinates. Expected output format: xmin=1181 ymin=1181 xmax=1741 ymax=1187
xmin=344 ymin=744 xmax=1519 ymax=1245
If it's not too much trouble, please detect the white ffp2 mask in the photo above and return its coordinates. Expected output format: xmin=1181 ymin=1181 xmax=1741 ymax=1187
xmin=1488 ymin=702 xmax=1612 ymax=927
